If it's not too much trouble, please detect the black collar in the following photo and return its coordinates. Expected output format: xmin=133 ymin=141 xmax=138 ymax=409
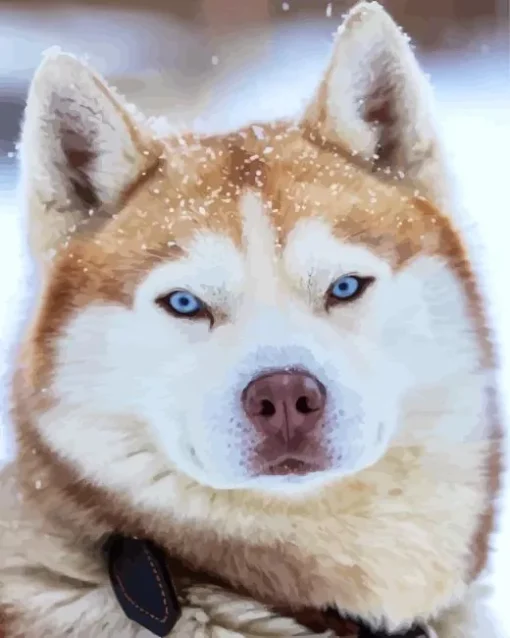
xmin=103 ymin=534 xmax=181 ymax=636
xmin=103 ymin=534 xmax=430 ymax=637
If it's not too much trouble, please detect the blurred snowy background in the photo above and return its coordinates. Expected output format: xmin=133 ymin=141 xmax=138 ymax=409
xmin=0 ymin=0 xmax=508 ymax=630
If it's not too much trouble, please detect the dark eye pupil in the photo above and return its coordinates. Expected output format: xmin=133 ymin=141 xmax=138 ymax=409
xmin=330 ymin=276 xmax=365 ymax=301
xmin=167 ymin=291 xmax=201 ymax=315
xmin=336 ymin=278 xmax=356 ymax=294
xmin=158 ymin=289 xmax=210 ymax=321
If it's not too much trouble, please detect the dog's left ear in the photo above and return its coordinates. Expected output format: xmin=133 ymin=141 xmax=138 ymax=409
xmin=19 ymin=49 xmax=162 ymax=267
xmin=303 ymin=1 xmax=452 ymax=207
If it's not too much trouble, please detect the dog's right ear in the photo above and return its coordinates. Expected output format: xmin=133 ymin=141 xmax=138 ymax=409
xmin=19 ymin=50 xmax=162 ymax=265
xmin=303 ymin=2 xmax=453 ymax=209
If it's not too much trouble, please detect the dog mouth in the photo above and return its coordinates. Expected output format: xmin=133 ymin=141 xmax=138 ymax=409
xmin=260 ymin=456 xmax=323 ymax=476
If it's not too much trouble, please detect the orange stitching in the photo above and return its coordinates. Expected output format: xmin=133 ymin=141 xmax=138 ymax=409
xmin=113 ymin=545 xmax=169 ymax=624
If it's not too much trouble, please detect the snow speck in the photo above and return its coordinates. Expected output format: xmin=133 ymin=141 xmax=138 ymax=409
xmin=326 ymin=3 xmax=332 ymax=18
xmin=252 ymin=125 xmax=265 ymax=140
xmin=211 ymin=56 xmax=219 ymax=66
xmin=282 ymin=2 xmax=290 ymax=11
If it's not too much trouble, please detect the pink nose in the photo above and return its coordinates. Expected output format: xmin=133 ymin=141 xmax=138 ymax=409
xmin=241 ymin=371 xmax=326 ymax=443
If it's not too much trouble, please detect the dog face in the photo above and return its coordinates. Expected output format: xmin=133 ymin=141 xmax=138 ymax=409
xmin=18 ymin=3 xmax=484 ymax=500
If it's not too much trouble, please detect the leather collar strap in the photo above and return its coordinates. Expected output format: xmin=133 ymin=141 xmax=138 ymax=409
xmin=103 ymin=535 xmax=181 ymax=636
xmin=103 ymin=534 xmax=430 ymax=637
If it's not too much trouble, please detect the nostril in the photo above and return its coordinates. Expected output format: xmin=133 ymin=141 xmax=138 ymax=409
xmin=242 ymin=370 xmax=326 ymax=438
xmin=260 ymin=399 xmax=276 ymax=417
xmin=295 ymin=396 xmax=318 ymax=414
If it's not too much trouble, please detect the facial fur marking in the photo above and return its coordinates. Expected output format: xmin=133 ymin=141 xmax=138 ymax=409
xmin=240 ymin=190 xmax=280 ymax=304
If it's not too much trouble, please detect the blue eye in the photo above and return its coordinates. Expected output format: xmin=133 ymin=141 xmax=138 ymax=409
xmin=164 ymin=290 xmax=203 ymax=317
xmin=329 ymin=275 xmax=373 ymax=303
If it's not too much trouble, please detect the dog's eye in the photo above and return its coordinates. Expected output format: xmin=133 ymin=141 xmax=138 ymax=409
xmin=158 ymin=290 xmax=207 ymax=319
xmin=326 ymin=275 xmax=374 ymax=307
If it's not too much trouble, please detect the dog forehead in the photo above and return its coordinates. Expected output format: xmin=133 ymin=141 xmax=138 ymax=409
xmin=109 ymin=123 xmax=430 ymax=258
xmin=51 ymin=122 xmax=448 ymax=306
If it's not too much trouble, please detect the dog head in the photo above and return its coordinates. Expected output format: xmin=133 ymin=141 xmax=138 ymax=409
xmin=17 ymin=2 xmax=486 ymax=505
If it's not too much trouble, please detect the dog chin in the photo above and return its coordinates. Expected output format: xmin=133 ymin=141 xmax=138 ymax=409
xmin=237 ymin=470 xmax=341 ymax=497
xmin=191 ymin=467 xmax=339 ymax=496
xmin=176 ymin=431 xmax=391 ymax=495
xmin=184 ymin=455 xmax=375 ymax=497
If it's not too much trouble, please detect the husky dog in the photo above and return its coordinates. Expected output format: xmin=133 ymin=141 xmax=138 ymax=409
xmin=0 ymin=2 xmax=504 ymax=637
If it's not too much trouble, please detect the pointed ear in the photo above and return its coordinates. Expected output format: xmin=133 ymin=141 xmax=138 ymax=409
xmin=303 ymin=1 xmax=452 ymax=207
xmin=19 ymin=50 xmax=162 ymax=264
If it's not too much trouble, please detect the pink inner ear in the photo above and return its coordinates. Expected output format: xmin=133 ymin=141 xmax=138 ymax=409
xmin=363 ymin=84 xmax=399 ymax=168
xmin=60 ymin=126 xmax=100 ymax=210
xmin=49 ymin=89 xmax=103 ymax=212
